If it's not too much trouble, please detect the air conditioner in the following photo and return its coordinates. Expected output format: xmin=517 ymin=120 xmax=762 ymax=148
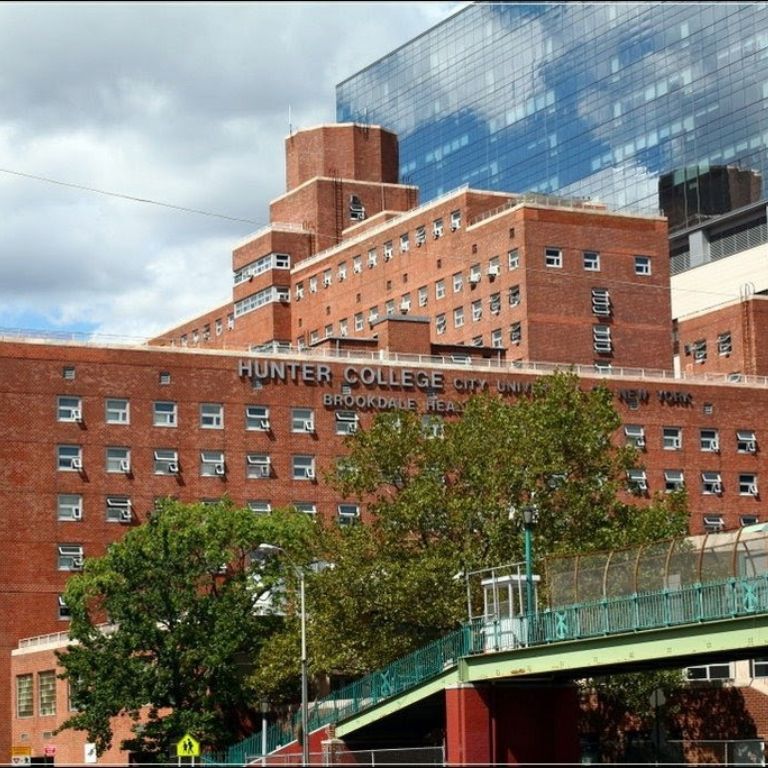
xmin=259 ymin=465 xmax=271 ymax=477
xmin=469 ymin=274 xmax=481 ymax=284
xmin=750 ymin=484 xmax=759 ymax=496
xmin=323 ymin=278 xmax=331 ymax=287
xmin=214 ymin=463 xmax=226 ymax=476
xmin=119 ymin=509 xmax=133 ymax=523
xmin=711 ymin=483 xmax=722 ymax=494
xmin=353 ymin=264 xmax=362 ymax=274
xmin=384 ymin=252 xmax=392 ymax=261
xmin=487 ymin=264 xmax=500 ymax=277
xmin=636 ymin=480 xmax=647 ymax=492
xmin=71 ymin=408 xmax=83 ymax=422
xmin=416 ymin=241 xmax=423 ymax=248
xmin=433 ymin=232 xmax=441 ymax=240
xmin=338 ymin=273 xmax=346 ymax=281
xmin=71 ymin=557 xmax=84 ymax=570
xmin=260 ymin=419 xmax=271 ymax=430
xmin=636 ymin=437 xmax=646 ymax=449
xmin=400 ymin=300 xmax=411 ymax=312
xmin=119 ymin=459 xmax=131 ymax=473
xmin=305 ymin=468 xmax=316 ymax=480
xmin=451 ymin=225 xmax=459 ymax=232
xmin=710 ymin=440 xmax=720 ymax=452
xmin=72 ymin=507 xmax=82 ymax=521
xmin=167 ymin=462 xmax=179 ymax=474
xmin=746 ymin=441 xmax=757 ymax=453
xmin=71 ymin=457 xmax=83 ymax=470
xmin=304 ymin=421 xmax=315 ymax=433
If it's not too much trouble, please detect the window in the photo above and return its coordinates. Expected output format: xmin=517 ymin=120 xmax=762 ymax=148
xmin=508 ymin=249 xmax=520 ymax=270
xmin=246 ymin=453 xmax=271 ymax=479
xmin=686 ymin=663 xmax=730 ymax=681
xmin=354 ymin=313 xmax=364 ymax=332
xmin=325 ymin=322 xmax=334 ymax=336
xmin=471 ymin=336 xmax=483 ymax=347
xmin=627 ymin=469 xmax=648 ymax=493
xmin=353 ymin=255 xmax=362 ymax=274
xmin=106 ymin=446 xmax=131 ymax=473
xmin=57 ymin=494 xmax=82 ymax=522
xmin=309 ymin=276 xmax=318 ymax=293
xmin=106 ymin=496 xmax=132 ymax=523
xmin=200 ymin=451 xmax=226 ymax=477
xmin=741 ymin=515 xmax=759 ymax=527
xmin=450 ymin=210 xmax=461 ymax=231
xmin=700 ymin=429 xmax=720 ymax=452
xmin=702 ymin=516 xmax=725 ymax=533
xmin=349 ymin=194 xmax=365 ymax=221
xmin=453 ymin=272 xmax=463 ymax=293
xmin=472 ymin=300 xmax=483 ymax=322
xmin=338 ymin=503 xmax=360 ymax=525
xmin=57 ymin=396 xmax=82 ymax=422
xmin=248 ymin=500 xmax=271 ymax=515
xmin=295 ymin=283 xmax=304 ymax=301
xmin=491 ymin=328 xmax=503 ymax=348
xmin=487 ymin=256 xmax=500 ymax=278
xmin=57 ymin=445 xmax=82 ymax=472
xmin=63 ymin=366 xmax=76 ymax=380
xmin=400 ymin=294 xmax=412 ymax=313
xmin=453 ymin=306 xmax=465 ymax=328
xmin=510 ymin=322 xmax=522 ymax=344
xmin=58 ymin=544 xmax=84 ymax=571
xmin=583 ymin=251 xmax=600 ymax=271
xmin=292 ymin=408 xmax=315 ymax=433
xmin=591 ymin=288 xmax=611 ymax=316
xmin=200 ymin=403 xmax=223 ymax=429
xmin=418 ymin=286 xmax=428 ymax=307
xmin=691 ymin=339 xmax=707 ymax=363
xmin=545 ymin=247 xmax=562 ymax=268
xmin=435 ymin=280 xmax=445 ymax=300
xmin=39 ymin=670 xmax=56 ymax=716
xmin=385 ymin=300 xmax=395 ymax=317
xmin=400 ymin=233 xmax=409 ymax=253
xmin=593 ymin=325 xmax=612 ymax=353
xmin=339 ymin=318 xmax=349 ymax=337
xmin=292 ymin=502 xmax=317 ymax=517
xmin=634 ymin=255 xmax=652 ymax=275
xmin=436 ymin=314 xmax=446 ymax=335
xmin=701 ymin=472 xmax=723 ymax=495
xmin=153 ymin=449 xmax=179 ymax=475
xmin=751 ymin=658 xmax=768 ymax=677
xmin=469 ymin=264 xmax=481 ymax=284
xmin=16 ymin=674 xmax=32 ymax=718
xmin=367 ymin=249 xmax=377 ymax=268
xmin=433 ymin=218 xmax=444 ymax=239
xmin=245 ymin=405 xmax=270 ymax=431
xmin=335 ymin=411 xmax=359 ymax=435
xmin=740 ymin=474 xmax=759 ymax=496
xmin=227 ymin=313 xmax=234 ymax=330
xmin=415 ymin=226 xmax=426 ymax=246
xmin=105 ymin=398 xmax=129 ymax=424
xmin=509 ymin=285 xmax=521 ymax=307
xmin=421 ymin=415 xmax=444 ymax=439
xmin=718 ymin=331 xmax=732 ymax=356
xmin=624 ymin=425 xmax=646 ymax=449
xmin=489 ymin=293 xmax=501 ymax=315
xmin=663 ymin=427 xmax=682 ymax=450
xmin=292 ymin=455 xmax=316 ymax=480
xmin=737 ymin=430 xmax=758 ymax=453
xmin=368 ymin=306 xmax=379 ymax=324
xmin=323 ymin=269 xmax=332 ymax=287
xmin=383 ymin=241 xmax=393 ymax=261
xmin=664 ymin=470 xmax=684 ymax=491
xmin=58 ymin=595 xmax=71 ymax=621
xmin=153 ymin=401 xmax=177 ymax=427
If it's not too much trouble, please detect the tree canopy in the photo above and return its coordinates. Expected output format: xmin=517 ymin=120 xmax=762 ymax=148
xmin=253 ymin=371 xmax=688 ymax=695
xmin=56 ymin=499 xmax=315 ymax=758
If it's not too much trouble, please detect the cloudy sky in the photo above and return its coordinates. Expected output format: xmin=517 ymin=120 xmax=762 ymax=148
xmin=0 ymin=1 xmax=464 ymax=340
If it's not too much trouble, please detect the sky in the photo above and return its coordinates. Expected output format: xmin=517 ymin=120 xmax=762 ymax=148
xmin=0 ymin=1 xmax=464 ymax=341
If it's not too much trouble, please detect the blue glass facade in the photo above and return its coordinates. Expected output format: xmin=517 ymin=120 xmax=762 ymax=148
xmin=337 ymin=2 xmax=768 ymax=215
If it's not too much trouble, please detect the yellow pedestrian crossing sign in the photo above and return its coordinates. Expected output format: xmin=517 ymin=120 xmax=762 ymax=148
xmin=176 ymin=733 xmax=200 ymax=757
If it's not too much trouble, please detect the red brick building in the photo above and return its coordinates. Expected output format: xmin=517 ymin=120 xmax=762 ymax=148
xmin=5 ymin=123 xmax=768 ymax=761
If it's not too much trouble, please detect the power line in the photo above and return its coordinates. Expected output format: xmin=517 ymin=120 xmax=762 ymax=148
xmin=0 ymin=166 xmax=263 ymax=226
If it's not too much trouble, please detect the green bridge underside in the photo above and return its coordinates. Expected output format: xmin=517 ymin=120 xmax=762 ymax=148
xmin=209 ymin=575 xmax=768 ymax=764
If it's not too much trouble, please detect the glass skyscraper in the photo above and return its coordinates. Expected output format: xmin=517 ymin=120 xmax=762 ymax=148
xmin=337 ymin=3 xmax=768 ymax=216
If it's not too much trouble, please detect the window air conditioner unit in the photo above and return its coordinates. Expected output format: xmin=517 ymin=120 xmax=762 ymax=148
xmin=636 ymin=437 xmax=646 ymax=449
xmin=487 ymin=264 xmax=500 ymax=277
xmin=400 ymin=300 xmax=411 ymax=313
xmin=750 ymin=484 xmax=759 ymax=496
xmin=323 ymin=278 xmax=331 ymax=287
xmin=260 ymin=419 xmax=271 ymax=430
xmin=71 ymin=409 xmax=83 ymax=422
xmin=214 ymin=463 xmax=226 ymax=476
xmin=304 ymin=421 xmax=315 ymax=433
xmin=469 ymin=274 xmax=481 ymax=285
xmin=711 ymin=440 xmax=720 ymax=452
xmin=119 ymin=459 xmax=131 ymax=473
xmin=167 ymin=462 xmax=179 ymax=474
xmin=72 ymin=507 xmax=83 ymax=521
xmin=635 ymin=480 xmax=647 ymax=491
xmin=711 ymin=483 xmax=722 ymax=494
xmin=451 ymin=225 xmax=459 ymax=232
xmin=259 ymin=465 xmax=270 ymax=477
xmin=305 ymin=468 xmax=315 ymax=480
xmin=71 ymin=557 xmax=84 ymax=570
xmin=746 ymin=441 xmax=757 ymax=453
xmin=71 ymin=457 xmax=83 ymax=470
xmin=120 ymin=509 xmax=133 ymax=523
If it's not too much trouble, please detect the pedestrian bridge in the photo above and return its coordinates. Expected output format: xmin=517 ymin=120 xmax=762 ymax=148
xmin=208 ymin=524 xmax=768 ymax=764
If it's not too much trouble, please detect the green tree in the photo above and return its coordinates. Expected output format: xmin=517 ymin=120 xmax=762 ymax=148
xmin=259 ymin=372 xmax=688 ymax=685
xmin=56 ymin=499 xmax=314 ymax=758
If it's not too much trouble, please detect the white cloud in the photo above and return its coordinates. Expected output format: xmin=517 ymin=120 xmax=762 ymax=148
xmin=0 ymin=1 xmax=464 ymax=338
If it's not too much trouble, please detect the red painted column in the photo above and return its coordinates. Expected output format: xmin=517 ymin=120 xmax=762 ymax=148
xmin=445 ymin=683 xmax=493 ymax=765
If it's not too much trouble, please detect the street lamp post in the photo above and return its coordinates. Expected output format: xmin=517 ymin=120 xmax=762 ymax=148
xmin=257 ymin=544 xmax=309 ymax=766
xmin=521 ymin=506 xmax=536 ymax=616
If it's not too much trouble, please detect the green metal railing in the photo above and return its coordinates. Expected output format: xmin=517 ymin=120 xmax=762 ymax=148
xmin=207 ymin=573 xmax=768 ymax=765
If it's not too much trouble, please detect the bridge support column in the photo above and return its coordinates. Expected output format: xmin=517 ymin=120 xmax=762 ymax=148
xmin=445 ymin=682 xmax=580 ymax=765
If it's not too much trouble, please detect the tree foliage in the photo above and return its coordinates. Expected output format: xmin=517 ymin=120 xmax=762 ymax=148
xmin=253 ymin=372 xmax=688 ymax=696
xmin=56 ymin=499 xmax=315 ymax=758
